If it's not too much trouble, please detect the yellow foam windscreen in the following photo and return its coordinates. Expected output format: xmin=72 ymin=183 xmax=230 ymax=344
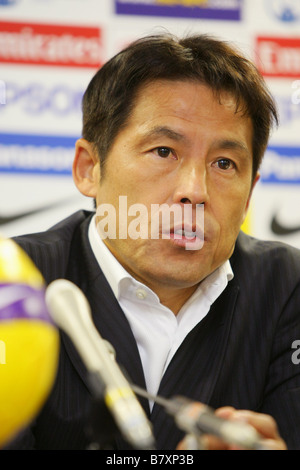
xmin=0 ymin=238 xmax=59 ymax=448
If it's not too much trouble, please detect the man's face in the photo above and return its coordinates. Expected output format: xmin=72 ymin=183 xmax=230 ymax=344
xmin=92 ymin=80 xmax=256 ymax=296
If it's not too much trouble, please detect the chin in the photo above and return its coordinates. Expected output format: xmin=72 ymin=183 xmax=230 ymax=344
xmin=149 ymin=267 xmax=205 ymax=289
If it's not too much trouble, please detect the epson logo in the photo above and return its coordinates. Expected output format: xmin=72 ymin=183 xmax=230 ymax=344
xmin=275 ymin=92 xmax=300 ymax=127
xmin=0 ymin=81 xmax=83 ymax=116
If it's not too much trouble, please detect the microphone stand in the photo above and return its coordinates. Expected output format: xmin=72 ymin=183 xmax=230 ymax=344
xmin=86 ymin=395 xmax=123 ymax=450
xmin=131 ymin=385 xmax=269 ymax=450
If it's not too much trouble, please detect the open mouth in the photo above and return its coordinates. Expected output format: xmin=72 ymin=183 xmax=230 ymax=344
xmin=162 ymin=224 xmax=204 ymax=250
xmin=173 ymin=228 xmax=198 ymax=240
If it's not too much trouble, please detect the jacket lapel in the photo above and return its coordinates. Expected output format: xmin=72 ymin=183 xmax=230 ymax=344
xmin=60 ymin=216 xmax=149 ymax=416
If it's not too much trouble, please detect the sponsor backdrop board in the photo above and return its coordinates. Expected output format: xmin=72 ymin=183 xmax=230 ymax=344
xmin=0 ymin=0 xmax=300 ymax=250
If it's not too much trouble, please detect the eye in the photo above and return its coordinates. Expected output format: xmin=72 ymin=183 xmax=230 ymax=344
xmin=215 ymin=158 xmax=235 ymax=170
xmin=154 ymin=147 xmax=173 ymax=158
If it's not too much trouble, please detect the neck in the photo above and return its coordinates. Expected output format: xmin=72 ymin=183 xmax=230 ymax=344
xmin=150 ymin=283 xmax=199 ymax=315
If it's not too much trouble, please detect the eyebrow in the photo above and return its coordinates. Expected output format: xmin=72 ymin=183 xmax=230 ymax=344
xmin=216 ymin=139 xmax=249 ymax=152
xmin=213 ymin=139 xmax=251 ymax=156
xmin=138 ymin=126 xmax=187 ymax=144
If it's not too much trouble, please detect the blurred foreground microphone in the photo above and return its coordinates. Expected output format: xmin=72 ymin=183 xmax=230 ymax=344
xmin=45 ymin=279 xmax=155 ymax=450
xmin=0 ymin=238 xmax=59 ymax=449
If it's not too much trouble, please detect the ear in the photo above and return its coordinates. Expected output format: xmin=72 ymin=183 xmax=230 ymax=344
xmin=73 ymin=139 xmax=100 ymax=198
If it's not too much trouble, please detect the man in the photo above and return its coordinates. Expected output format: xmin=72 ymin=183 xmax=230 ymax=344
xmin=7 ymin=33 xmax=300 ymax=450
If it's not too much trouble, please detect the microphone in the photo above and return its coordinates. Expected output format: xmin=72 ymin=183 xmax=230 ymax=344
xmin=132 ymin=386 xmax=269 ymax=450
xmin=0 ymin=237 xmax=59 ymax=448
xmin=45 ymin=279 xmax=155 ymax=450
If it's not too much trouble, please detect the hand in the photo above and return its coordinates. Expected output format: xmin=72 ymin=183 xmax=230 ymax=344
xmin=176 ymin=405 xmax=287 ymax=450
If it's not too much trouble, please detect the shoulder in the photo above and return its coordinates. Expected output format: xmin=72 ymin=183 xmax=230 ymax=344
xmin=235 ymin=230 xmax=300 ymax=260
xmin=12 ymin=210 xmax=94 ymax=283
xmin=230 ymin=233 xmax=300 ymax=332
xmin=231 ymin=230 xmax=300 ymax=282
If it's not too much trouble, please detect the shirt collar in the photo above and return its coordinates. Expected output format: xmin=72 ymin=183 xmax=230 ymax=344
xmin=88 ymin=214 xmax=132 ymax=299
xmin=88 ymin=214 xmax=233 ymax=303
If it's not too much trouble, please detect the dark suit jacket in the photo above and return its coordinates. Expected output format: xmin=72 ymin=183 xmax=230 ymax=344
xmin=7 ymin=210 xmax=300 ymax=450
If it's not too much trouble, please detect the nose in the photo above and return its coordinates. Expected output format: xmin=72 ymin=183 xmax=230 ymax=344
xmin=173 ymin=163 xmax=209 ymax=206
